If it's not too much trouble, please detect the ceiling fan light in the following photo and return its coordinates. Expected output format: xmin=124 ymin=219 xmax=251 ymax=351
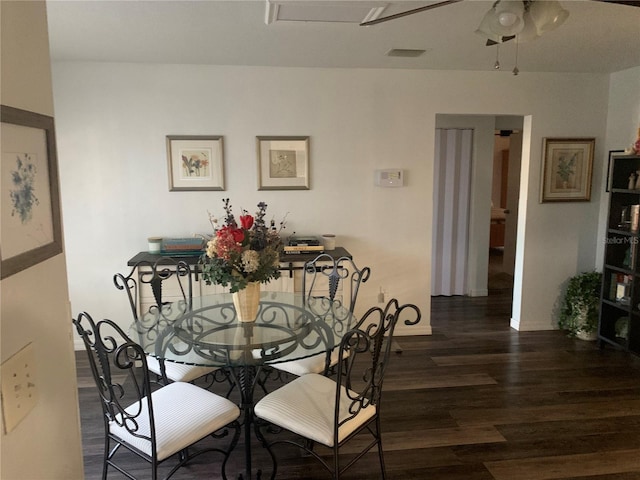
xmin=517 ymin=11 xmax=540 ymax=42
xmin=475 ymin=8 xmax=503 ymax=43
xmin=489 ymin=0 xmax=525 ymax=35
xmin=529 ymin=0 xmax=569 ymax=34
xmin=498 ymin=11 xmax=518 ymax=27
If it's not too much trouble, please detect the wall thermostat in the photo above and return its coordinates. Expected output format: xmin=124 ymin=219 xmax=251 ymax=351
xmin=375 ymin=169 xmax=404 ymax=187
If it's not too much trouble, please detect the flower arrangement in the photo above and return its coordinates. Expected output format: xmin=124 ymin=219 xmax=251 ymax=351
xmin=200 ymin=199 xmax=285 ymax=293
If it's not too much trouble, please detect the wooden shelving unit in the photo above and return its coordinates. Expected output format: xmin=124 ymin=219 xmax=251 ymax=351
xmin=599 ymin=153 xmax=640 ymax=353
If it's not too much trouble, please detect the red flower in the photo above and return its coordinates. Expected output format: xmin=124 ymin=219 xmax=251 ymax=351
xmin=217 ymin=226 xmax=245 ymax=244
xmin=231 ymin=228 xmax=244 ymax=243
xmin=240 ymin=214 xmax=254 ymax=230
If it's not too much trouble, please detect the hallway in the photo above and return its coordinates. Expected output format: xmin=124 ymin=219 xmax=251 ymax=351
xmin=488 ymin=248 xmax=514 ymax=293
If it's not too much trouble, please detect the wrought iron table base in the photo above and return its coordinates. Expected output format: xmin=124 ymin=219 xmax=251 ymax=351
xmin=228 ymin=364 xmax=265 ymax=480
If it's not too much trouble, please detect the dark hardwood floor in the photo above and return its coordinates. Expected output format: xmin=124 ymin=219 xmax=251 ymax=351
xmin=76 ymin=287 xmax=640 ymax=479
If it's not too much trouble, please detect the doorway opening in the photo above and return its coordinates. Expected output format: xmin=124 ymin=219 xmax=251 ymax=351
xmin=488 ymin=129 xmax=521 ymax=293
xmin=432 ymin=114 xmax=524 ymax=302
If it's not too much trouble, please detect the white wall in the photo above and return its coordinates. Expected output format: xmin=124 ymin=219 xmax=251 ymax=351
xmin=52 ymin=62 xmax=610 ymax=337
xmin=0 ymin=2 xmax=83 ymax=478
xmin=606 ymin=67 xmax=640 ymax=151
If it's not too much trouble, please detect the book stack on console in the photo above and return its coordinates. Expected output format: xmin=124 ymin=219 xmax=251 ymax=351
xmin=284 ymin=236 xmax=324 ymax=255
xmin=161 ymin=237 xmax=205 ymax=256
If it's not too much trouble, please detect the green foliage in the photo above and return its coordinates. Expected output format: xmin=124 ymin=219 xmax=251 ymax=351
xmin=199 ymin=249 xmax=281 ymax=293
xmin=556 ymin=152 xmax=577 ymax=182
xmin=558 ymin=271 xmax=602 ymax=336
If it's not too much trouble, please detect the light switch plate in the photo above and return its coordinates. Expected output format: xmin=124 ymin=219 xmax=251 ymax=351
xmin=1 ymin=343 xmax=38 ymax=434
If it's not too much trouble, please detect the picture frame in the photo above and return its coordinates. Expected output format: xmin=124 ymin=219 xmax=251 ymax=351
xmin=1 ymin=105 xmax=63 ymax=279
xmin=257 ymin=136 xmax=309 ymax=190
xmin=166 ymin=135 xmax=225 ymax=191
xmin=605 ymin=149 xmax=625 ymax=192
xmin=540 ymin=137 xmax=595 ymax=203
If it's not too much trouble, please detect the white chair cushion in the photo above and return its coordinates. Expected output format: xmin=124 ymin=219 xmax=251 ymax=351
xmin=110 ymin=382 xmax=240 ymax=461
xmin=146 ymin=355 xmax=217 ymax=383
xmin=273 ymin=347 xmax=340 ymax=376
xmin=254 ymin=373 xmax=376 ymax=447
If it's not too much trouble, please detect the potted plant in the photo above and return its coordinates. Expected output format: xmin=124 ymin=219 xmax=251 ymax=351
xmin=558 ymin=271 xmax=602 ymax=340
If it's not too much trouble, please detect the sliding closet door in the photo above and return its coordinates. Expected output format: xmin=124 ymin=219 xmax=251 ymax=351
xmin=431 ymin=128 xmax=473 ymax=296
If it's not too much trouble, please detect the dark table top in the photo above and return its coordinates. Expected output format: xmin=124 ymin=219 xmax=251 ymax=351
xmin=128 ymin=246 xmax=352 ymax=266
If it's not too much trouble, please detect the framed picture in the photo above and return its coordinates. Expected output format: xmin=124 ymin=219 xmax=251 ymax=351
xmin=257 ymin=136 xmax=309 ymax=190
xmin=166 ymin=135 xmax=225 ymax=191
xmin=1 ymin=105 xmax=63 ymax=279
xmin=540 ymin=137 xmax=595 ymax=203
xmin=605 ymin=149 xmax=625 ymax=192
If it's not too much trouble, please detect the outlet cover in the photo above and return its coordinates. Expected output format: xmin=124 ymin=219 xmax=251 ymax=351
xmin=1 ymin=343 xmax=38 ymax=434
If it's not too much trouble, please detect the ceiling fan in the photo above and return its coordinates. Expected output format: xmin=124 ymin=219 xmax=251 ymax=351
xmin=359 ymin=0 xmax=640 ymax=74
xmin=361 ymin=0 xmax=640 ymax=29
xmin=361 ymin=0 xmax=639 ymax=46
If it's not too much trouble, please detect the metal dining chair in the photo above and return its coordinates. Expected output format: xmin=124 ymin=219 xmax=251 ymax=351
xmin=272 ymin=254 xmax=371 ymax=377
xmin=73 ymin=311 xmax=241 ymax=480
xmin=113 ymin=258 xmax=219 ymax=385
xmin=254 ymin=299 xmax=421 ymax=480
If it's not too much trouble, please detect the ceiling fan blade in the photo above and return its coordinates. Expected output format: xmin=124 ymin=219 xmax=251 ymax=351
xmin=360 ymin=0 xmax=464 ymax=26
xmin=593 ymin=0 xmax=640 ymax=6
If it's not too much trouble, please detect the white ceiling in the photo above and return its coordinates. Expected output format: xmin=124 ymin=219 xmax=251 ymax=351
xmin=46 ymin=0 xmax=640 ymax=74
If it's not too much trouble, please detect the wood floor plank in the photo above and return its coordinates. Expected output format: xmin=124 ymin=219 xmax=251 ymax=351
xmin=431 ymin=350 xmax=577 ymax=367
xmin=334 ymin=425 xmax=505 ymax=455
xmin=485 ymin=449 xmax=640 ymax=480
xmin=382 ymin=426 xmax=506 ymax=451
xmin=451 ymin=399 xmax=640 ymax=426
xmin=384 ymin=372 xmax=498 ymax=390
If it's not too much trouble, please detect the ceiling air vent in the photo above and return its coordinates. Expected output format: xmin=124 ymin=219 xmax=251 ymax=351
xmin=265 ymin=1 xmax=387 ymax=24
xmin=386 ymin=48 xmax=427 ymax=58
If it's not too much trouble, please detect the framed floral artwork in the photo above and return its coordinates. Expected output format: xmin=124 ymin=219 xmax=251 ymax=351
xmin=166 ymin=135 xmax=225 ymax=191
xmin=256 ymin=136 xmax=310 ymax=190
xmin=1 ymin=105 xmax=63 ymax=279
xmin=540 ymin=137 xmax=595 ymax=203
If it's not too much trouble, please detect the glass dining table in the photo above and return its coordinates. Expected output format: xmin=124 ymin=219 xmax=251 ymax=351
xmin=129 ymin=291 xmax=357 ymax=480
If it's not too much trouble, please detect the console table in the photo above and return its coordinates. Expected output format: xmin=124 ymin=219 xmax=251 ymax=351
xmin=126 ymin=247 xmax=353 ymax=314
xmin=127 ymin=246 xmax=352 ymax=277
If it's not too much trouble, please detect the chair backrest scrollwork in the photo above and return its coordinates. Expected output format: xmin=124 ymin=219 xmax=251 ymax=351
xmin=72 ymin=312 xmax=157 ymax=445
xmin=301 ymin=254 xmax=371 ymax=314
xmin=333 ymin=299 xmax=421 ymax=437
xmin=114 ymin=258 xmax=194 ymax=322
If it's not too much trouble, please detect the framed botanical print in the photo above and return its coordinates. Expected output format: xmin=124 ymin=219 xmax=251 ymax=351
xmin=167 ymin=135 xmax=225 ymax=191
xmin=540 ymin=137 xmax=595 ymax=202
xmin=256 ymin=136 xmax=310 ymax=190
xmin=1 ymin=105 xmax=63 ymax=279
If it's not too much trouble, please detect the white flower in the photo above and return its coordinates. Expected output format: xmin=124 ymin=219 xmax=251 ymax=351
xmin=206 ymin=239 xmax=217 ymax=258
xmin=241 ymin=249 xmax=260 ymax=273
